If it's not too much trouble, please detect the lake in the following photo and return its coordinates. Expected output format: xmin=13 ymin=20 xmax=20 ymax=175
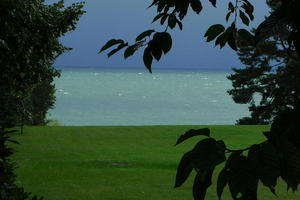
xmin=48 ymin=67 xmax=249 ymax=125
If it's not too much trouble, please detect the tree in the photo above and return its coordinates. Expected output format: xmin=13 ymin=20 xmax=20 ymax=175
xmin=227 ymin=0 xmax=300 ymax=125
xmin=101 ymin=0 xmax=300 ymax=199
xmin=0 ymin=0 xmax=84 ymax=198
xmin=23 ymin=78 xmax=60 ymax=126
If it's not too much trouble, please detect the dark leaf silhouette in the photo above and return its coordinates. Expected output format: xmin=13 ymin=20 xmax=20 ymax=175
xmin=175 ymin=137 xmax=226 ymax=185
xmin=152 ymin=13 xmax=165 ymax=23
xmin=143 ymin=47 xmax=153 ymax=73
xmin=190 ymin=0 xmax=203 ymax=14
xmin=237 ymin=29 xmax=254 ymax=45
xmin=168 ymin=14 xmax=177 ymax=29
xmin=226 ymin=12 xmax=231 ymax=22
xmin=280 ymin=137 xmax=300 ymax=191
xmin=209 ymin=0 xmax=217 ymax=7
xmin=100 ymin=39 xmax=124 ymax=53
xmin=217 ymin=167 xmax=227 ymax=200
xmin=148 ymin=0 xmax=159 ymax=8
xmin=239 ymin=10 xmax=250 ymax=26
xmin=241 ymin=2 xmax=254 ymax=21
xmin=215 ymin=32 xmax=228 ymax=48
xmin=248 ymin=143 xmax=280 ymax=195
xmin=228 ymin=2 xmax=234 ymax=12
xmin=136 ymin=30 xmax=155 ymax=41
xmin=226 ymin=154 xmax=258 ymax=200
xmin=160 ymin=32 xmax=172 ymax=54
xmin=149 ymin=40 xmax=162 ymax=61
xmin=108 ymin=43 xmax=128 ymax=58
xmin=204 ymin=24 xmax=225 ymax=42
xmin=175 ymin=128 xmax=210 ymax=145
xmin=175 ymin=151 xmax=194 ymax=187
xmin=192 ymin=138 xmax=225 ymax=171
xmin=227 ymin=31 xmax=237 ymax=51
xmin=124 ymin=45 xmax=136 ymax=59
xmin=160 ymin=14 xmax=168 ymax=25
xmin=176 ymin=18 xmax=183 ymax=30
xmin=193 ymin=170 xmax=213 ymax=200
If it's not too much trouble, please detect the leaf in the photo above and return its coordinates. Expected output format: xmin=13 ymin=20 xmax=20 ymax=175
xmin=136 ymin=30 xmax=155 ymax=41
xmin=168 ymin=14 xmax=177 ymax=29
xmin=204 ymin=24 xmax=225 ymax=42
xmin=241 ymin=3 xmax=254 ymax=21
xmin=193 ymin=170 xmax=213 ymax=200
xmin=248 ymin=143 xmax=280 ymax=195
xmin=217 ymin=167 xmax=228 ymax=200
xmin=209 ymin=0 xmax=217 ymax=7
xmin=157 ymin=0 xmax=166 ymax=12
xmin=269 ymin=107 xmax=300 ymax=191
xmin=237 ymin=29 xmax=254 ymax=45
xmin=190 ymin=0 xmax=203 ymax=14
xmin=192 ymin=138 xmax=226 ymax=171
xmin=176 ymin=18 xmax=183 ymax=30
xmin=175 ymin=0 xmax=189 ymax=20
xmin=124 ymin=45 xmax=136 ymax=59
xmin=227 ymin=31 xmax=237 ymax=51
xmin=151 ymin=48 xmax=162 ymax=61
xmin=107 ymin=43 xmax=127 ymax=58
xmin=149 ymin=39 xmax=162 ymax=61
xmin=228 ymin=2 xmax=234 ymax=12
xmin=175 ymin=128 xmax=210 ymax=145
xmin=215 ymin=32 xmax=227 ymax=48
xmin=242 ymin=0 xmax=254 ymax=13
xmin=175 ymin=151 xmax=194 ymax=187
xmin=280 ymin=137 xmax=300 ymax=191
xmin=152 ymin=13 xmax=165 ymax=23
xmin=239 ymin=10 xmax=250 ymax=26
xmin=159 ymin=32 xmax=172 ymax=54
xmin=148 ymin=0 xmax=159 ymax=8
xmin=99 ymin=39 xmax=124 ymax=53
xmin=160 ymin=14 xmax=168 ymax=25
xmin=226 ymin=12 xmax=231 ymax=22
xmin=175 ymin=138 xmax=226 ymax=191
xmin=143 ymin=47 xmax=153 ymax=73
xmin=226 ymin=154 xmax=259 ymax=200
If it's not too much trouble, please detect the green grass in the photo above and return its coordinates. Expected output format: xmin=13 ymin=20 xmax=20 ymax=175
xmin=11 ymin=125 xmax=299 ymax=200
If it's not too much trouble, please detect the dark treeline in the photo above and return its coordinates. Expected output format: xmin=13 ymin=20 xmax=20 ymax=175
xmin=0 ymin=1 xmax=84 ymax=199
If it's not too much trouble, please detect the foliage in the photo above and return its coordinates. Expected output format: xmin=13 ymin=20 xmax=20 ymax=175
xmin=24 ymin=80 xmax=59 ymax=126
xmin=101 ymin=0 xmax=300 ymax=199
xmin=0 ymin=129 xmax=43 ymax=200
xmin=227 ymin=0 xmax=300 ymax=125
xmin=0 ymin=0 xmax=84 ymax=199
xmin=101 ymin=0 xmax=256 ymax=72
xmin=175 ymin=103 xmax=300 ymax=199
xmin=228 ymin=34 xmax=300 ymax=124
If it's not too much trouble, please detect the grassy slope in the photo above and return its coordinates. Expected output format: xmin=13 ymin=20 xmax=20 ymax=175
xmin=11 ymin=126 xmax=299 ymax=200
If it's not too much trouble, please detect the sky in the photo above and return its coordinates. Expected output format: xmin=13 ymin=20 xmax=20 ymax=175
xmin=49 ymin=0 xmax=270 ymax=70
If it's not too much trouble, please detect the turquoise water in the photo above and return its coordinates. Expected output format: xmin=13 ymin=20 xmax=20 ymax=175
xmin=48 ymin=67 xmax=249 ymax=125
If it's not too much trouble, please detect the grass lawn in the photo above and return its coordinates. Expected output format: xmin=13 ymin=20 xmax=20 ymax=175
xmin=11 ymin=125 xmax=299 ymax=200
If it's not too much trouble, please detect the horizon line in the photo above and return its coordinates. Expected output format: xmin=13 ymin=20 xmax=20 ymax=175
xmin=53 ymin=65 xmax=233 ymax=71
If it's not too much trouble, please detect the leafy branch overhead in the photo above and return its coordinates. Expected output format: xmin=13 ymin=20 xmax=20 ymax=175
xmin=100 ymin=31 xmax=172 ymax=73
xmin=100 ymin=0 xmax=258 ymax=72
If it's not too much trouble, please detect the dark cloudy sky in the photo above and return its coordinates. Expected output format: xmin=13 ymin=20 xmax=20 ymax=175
xmin=48 ymin=0 xmax=269 ymax=70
